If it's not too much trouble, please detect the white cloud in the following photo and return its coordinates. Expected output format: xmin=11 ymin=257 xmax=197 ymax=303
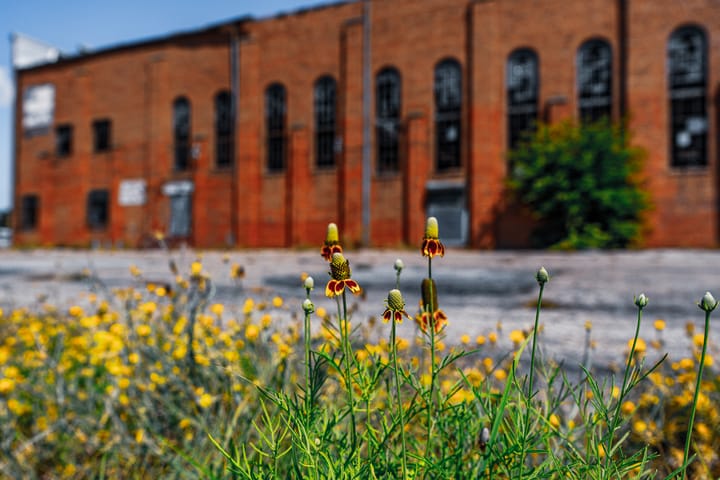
xmin=0 ymin=66 xmax=15 ymax=107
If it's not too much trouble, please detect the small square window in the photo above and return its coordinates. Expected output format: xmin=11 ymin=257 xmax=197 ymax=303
xmin=87 ymin=189 xmax=110 ymax=229
xmin=56 ymin=124 xmax=73 ymax=157
xmin=93 ymin=119 xmax=112 ymax=153
xmin=20 ymin=195 xmax=39 ymax=231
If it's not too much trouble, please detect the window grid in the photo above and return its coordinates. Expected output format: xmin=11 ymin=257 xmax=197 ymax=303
xmin=668 ymin=26 xmax=707 ymax=168
xmin=507 ymin=49 xmax=539 ymax=150
xmin=578 ymin=40 xmax=613 ymax=123
xmin=376 ymin=68 xmax=401 ymax=173
xmin=87 ymin=189 xmax=110 ymax=229
xmin=92 ymin=119 xmax=112 ymax=153
xmin=435 ymin=59 xmax=462 ymax=171
xmin=266 ymin=83 xmax=287 ymax=172
xmin=215 ymin=91 xmax=234 ymax=168
xmin=173 ymin=97 xmax=191 ymax=171
xmin=56 ymin=124 xmax=73 ymax=157
xmin=314 ymin=76 xmax=337 ymax=168
xmin=20 ymin=195 xmax=39 ymax=231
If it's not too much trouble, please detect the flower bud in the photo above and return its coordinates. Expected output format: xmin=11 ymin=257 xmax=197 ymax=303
xmin=387 ymin=289 xmax=406 ymax=311
xmin=634 ymin=293 xmax=648 ymax=309
xmin=421 ymin=278 xmax=439 ymax=312
xmin=536 ymin=266 xmax=549 ymax=285
xmin=330 ymin=252 xmax=351 ymax=280
xmin=326 ymin=223 xmax=339 ymax=244
xmin=425 ymin=217 xmax=439 ymax=239
xmin=699 ymin=291 xmax=718 ymax=313
xmin=394 ymin=258 xmax=404 ymax=273
xmin=302 ymin=299 xmax=315 ymax=314
xmin=304 ymin=276 xmax=314 ymax=290
xmin=479 ymin=427 xmax=490 ymax=450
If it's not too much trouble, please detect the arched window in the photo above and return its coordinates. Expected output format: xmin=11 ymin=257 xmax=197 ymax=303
xmin=215 ymin=91 xmax=233 ymax=168
xmin=668 ymin=25 xmax=707 ymax=167
xmin=376 ymin=67 xmax=401 ymax=173
xmin=265 ymin=83 xmax=287 ymax=172
xmin=435 ymin=59 xmax=462 ymax=171
xmin=507 ymin=49 xmax=539 ymax=150
xmin=173 ymin=97 xmax=191 ymax=170
xmin=314 ymin=76 xmax=337 ymax=168
xmin=577 ymin=39 xmax=612 ymax=122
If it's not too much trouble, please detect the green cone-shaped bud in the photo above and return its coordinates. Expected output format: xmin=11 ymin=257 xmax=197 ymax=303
xmin=302 ymin=299 xmax=315 ymax=314
xmin=699 ymin=291 xmax=718 ymax=313
xmin=425 ymin=217 xmax=439 ymax=239
xmin=330 ymin=252 xmax=351 ymax=280
xmin=421 ymin=278 xmax=439 ymax=312
xmin=634 ymin=293 xmax=648 ymax=309
xmin=536 ymin=266 xmax=549 ymax=285
xmin=387 ymin=289 xmax=406 ymax=311
xmin=326 ymin=223 xmax=339 ymax=244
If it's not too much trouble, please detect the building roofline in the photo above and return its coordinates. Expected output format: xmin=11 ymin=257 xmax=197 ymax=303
xmin=15 ymin=0 xmax=355 ymax=73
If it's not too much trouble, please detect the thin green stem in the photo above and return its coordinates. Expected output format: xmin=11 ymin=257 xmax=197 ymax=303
xmin=528 ymin=282 xmax=544 ymax=396
xmin=605 ymin=305 xmax=643 ymax=475
xmin=340 ymin=291 xmax=357 ymax=450
xmin=304 ymin=288 xmax=312 ymax=428
xmin=423 ymin=257 xmax=436 ymax=473
xmin=682 ymin=310 xmax=711 ymax=480
xmin=391 ymin=319 xmax=408 ymax=478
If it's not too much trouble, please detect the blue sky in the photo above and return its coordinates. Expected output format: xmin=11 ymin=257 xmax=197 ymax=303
xmin=0 ymin=0 xmax=337 ymax=212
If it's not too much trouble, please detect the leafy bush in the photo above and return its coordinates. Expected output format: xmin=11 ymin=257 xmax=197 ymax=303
xmin=508 ymin=120 xmax=648 ymax=249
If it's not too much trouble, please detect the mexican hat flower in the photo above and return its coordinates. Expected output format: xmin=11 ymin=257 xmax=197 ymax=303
xmin=421 ymin=217 xmax=445 ymax=258
xmin=325 ymin=252 xmax=361 ymax=297
xmin=383 ymin=289 xmax=411 ymax=323
xmin=416 ymin=278 xmax=448 ymax=334
xmin=321 ymin=222 xmax=343 ymax=261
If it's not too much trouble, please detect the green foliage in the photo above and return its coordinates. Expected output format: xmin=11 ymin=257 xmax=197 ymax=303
xmin=508 ymin=120 xmax=648 ymax=249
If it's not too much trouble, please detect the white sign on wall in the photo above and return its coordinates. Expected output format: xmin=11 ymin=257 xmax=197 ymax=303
xmin=22 ymin=83 xmax=55 ymax=134
xmin=118 ymin=179 xmax=147 ymax=206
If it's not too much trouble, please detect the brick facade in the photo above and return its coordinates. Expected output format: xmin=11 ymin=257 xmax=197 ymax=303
xmin=12 ymin=0 xmax=720 ymax=248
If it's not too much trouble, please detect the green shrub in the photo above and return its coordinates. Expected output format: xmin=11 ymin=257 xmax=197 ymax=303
xmin=508 ymin=120 xmax=648 ymax=249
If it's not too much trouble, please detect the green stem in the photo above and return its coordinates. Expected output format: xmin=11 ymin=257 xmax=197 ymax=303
xmin=304 ymin=288 xmax=312 ymax=428
xmin=392 ymin=319 xmax=408 ymax=478
xmin=423 ymin=257 xmax=436 ymax=472
xmin=605 ymin=305 xmax=643 ymax=475
xmin=682 ymin=310 xmax=711 ymax=480
xmin=340 ymin=291 xmax=357 ymax=450
xmin=528 ymin=282 xmax=544 ymax=396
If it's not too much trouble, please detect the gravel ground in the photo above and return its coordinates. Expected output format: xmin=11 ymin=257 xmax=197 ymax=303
xmin=1 ymin=247 xmax=718 ymax=374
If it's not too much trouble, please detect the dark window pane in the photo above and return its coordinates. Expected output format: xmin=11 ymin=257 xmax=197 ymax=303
xmin=215 ymin=91 xmax=234 ymax=168
xmin=87 ymin=189 xmax=109 ymax=229
xmin=314 ymin=76 xmax=336 ymax=168
xmin=266 ymin=83 xmax=286 ymax=172
xmin=578 ymin=40 xmax=612 ymax=123
xmin=668 ymin=26 xmax=707 ymax=167
xmin=93 ymin=119 xmax=112 ymax=153
xmin=20 ymin=195 xmax=39 ymax=230
xmin=435 ymin=59 xmax=462 ymax=171
xmin=507 ymin=49 xmax=538 ymax=150
xmin=173 ymin=97 xmax=191 ymax=170
xmin=56 ymin=124 xmax=73 ymax=156
xmin=376 ymin=67 xmax=401 ymax=173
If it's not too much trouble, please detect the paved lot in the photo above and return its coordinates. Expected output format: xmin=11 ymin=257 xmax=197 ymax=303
xmin=1 ymin=247 xmax=719 ymax=373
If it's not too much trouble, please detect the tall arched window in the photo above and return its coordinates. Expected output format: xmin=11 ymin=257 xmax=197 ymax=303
xmin=376 ymin=67 xmax=401 ymax=173
xmin=577 ymin=39 xmax=612 ymax=123
xmin=173 ymin=97 xmax=191 ymax=170
xmin=435 ymin=58 xmax=462 ymax=171
xmin=668 ymin=25 xmax=707 ymax=167
xmin=265 ymin=83 xmax=287 ymax=172
xmin=215 ymin=90 xmax=233 ymax=168
xmin=507 ymin=49 xmax=539 ymax=150
xmin=314 ymin=76 xmax=337 ymax=168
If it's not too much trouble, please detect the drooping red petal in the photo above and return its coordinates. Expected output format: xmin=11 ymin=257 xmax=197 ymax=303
xmin=344 ymin=279 xmax=361 ymax=295
xmin=421 ymin=239 xmax=430 ymax=256
xmin=437 ymin=241 xmax=445 ymax=257
xmin=325 ymin=280 xmax=338 ymax=297
xmin=321 ymin=245 xmax=332 ymax=261
xmin=383 ymin=309 xmax=392 ymax=323
xmin=333 ymin=280 xmax=346 ymax=295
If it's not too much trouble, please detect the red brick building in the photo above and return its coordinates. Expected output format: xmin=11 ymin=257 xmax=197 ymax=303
xmin=12 ymin=0 xmax=720 ymax=248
